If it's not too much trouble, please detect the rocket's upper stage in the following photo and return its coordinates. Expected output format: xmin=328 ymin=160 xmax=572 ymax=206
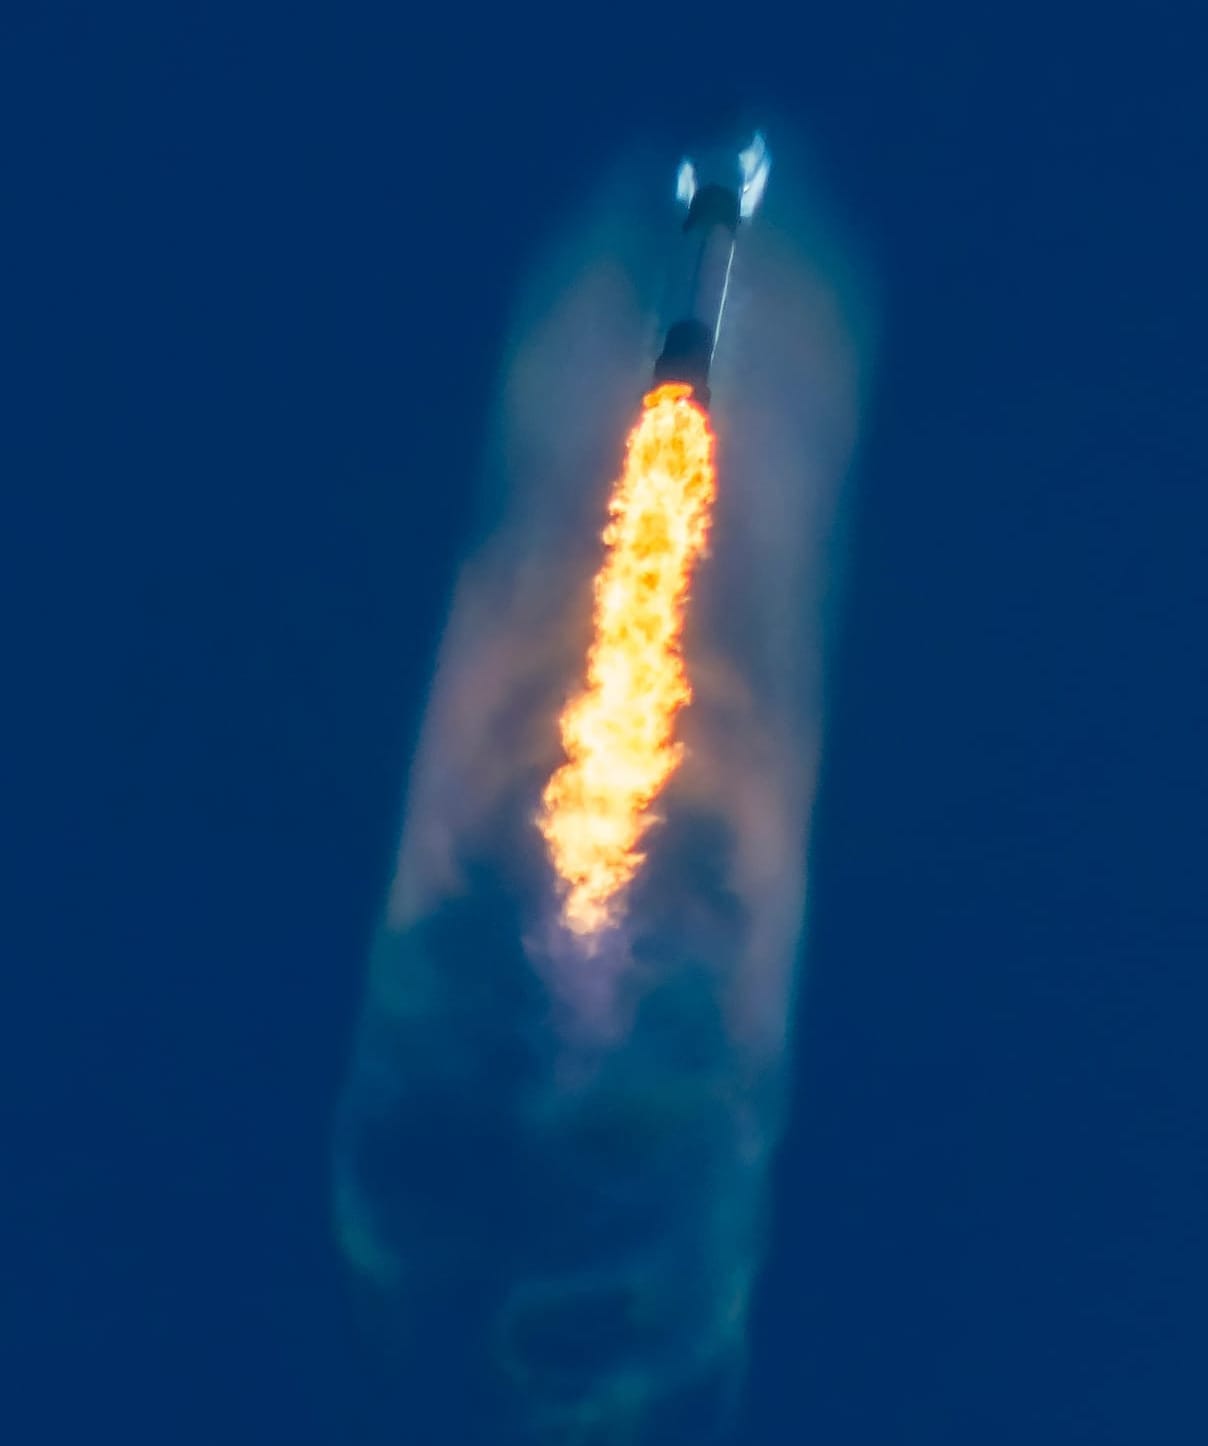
xmin=653 ymin=133 xmax=770 ymax=405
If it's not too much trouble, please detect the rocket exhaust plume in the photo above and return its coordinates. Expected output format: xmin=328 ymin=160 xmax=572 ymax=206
xmin=333 ymin=127 xmax=872 ymax=1446
xmin=539 ymin=382 xmax=716 ymax=935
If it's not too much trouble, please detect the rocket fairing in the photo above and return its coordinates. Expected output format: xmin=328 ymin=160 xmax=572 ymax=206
xmin=653 ymin=133 xmax=770 ymax=406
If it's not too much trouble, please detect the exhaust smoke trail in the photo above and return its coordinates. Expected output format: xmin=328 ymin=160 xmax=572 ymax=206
xmin=539 ymin=382 xmax=716 ymax=936
xmin=334 ymin=129 xmax=871 ymax=1446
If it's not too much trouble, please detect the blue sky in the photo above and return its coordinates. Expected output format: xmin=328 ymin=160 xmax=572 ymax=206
xmin=8 ymin=6 xmax=1206 ymax=1444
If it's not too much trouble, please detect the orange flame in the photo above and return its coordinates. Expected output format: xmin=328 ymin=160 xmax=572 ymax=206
xmin=539 ymin=382 xmax=716 ymax=934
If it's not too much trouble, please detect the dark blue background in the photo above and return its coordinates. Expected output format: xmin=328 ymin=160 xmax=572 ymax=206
xmin=9 ymin=5 xmax=1206 ymax=1443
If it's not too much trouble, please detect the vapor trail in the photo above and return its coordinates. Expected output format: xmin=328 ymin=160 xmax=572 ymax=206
xmin=334 ymin=128 xmax=871 ymax=1446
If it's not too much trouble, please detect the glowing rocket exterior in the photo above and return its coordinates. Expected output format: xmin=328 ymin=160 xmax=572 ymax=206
xmin=653 ymin=133 xmax=770 ymax=406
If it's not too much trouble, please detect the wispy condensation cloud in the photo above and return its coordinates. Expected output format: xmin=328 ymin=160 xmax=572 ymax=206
xmin=333 ymin=126 xmax=872 ymax=1446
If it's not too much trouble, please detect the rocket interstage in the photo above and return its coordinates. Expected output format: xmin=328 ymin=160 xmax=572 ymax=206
xmin=334 ymin=129 xmax=869 ymax=1446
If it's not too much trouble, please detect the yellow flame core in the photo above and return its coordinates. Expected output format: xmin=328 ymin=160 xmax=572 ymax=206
xmin=539 ymin=382 xmax=716 ymax=934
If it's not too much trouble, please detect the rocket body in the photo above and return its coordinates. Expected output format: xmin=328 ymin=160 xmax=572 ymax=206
xmin=653 ymin=134 xmax=770 ymax=405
